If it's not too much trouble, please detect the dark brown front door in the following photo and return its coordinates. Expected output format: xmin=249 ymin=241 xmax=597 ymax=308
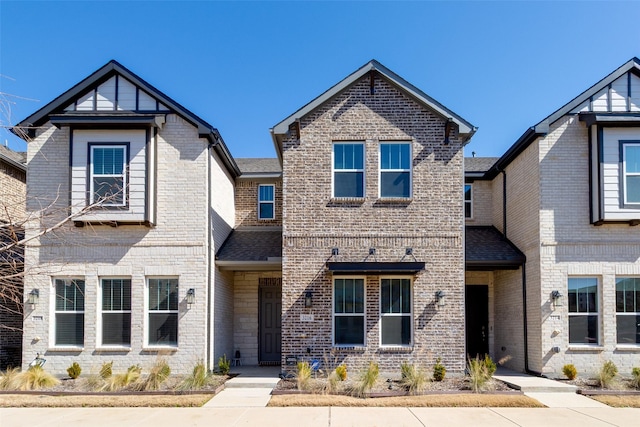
xmin=259 ymin=280 xmax=282 ymax=364
xmin=465 ymin=285 xmax=489 ymax=359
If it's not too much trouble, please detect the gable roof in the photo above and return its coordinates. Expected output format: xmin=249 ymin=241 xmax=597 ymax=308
xmin=12 ymin=60 xmax=240 ymax=177
xmin=488 ymin=57 xmax=640 ymax=178
xmin=0 ymin=145 xmax=26 ymax=172
xmin=235 ymin=158 xmax=282 ymax=176
xmin=270 ymin=59 xmax=476 ymax=162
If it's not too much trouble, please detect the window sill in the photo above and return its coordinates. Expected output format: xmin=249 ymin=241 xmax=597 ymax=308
xmin=95 ymin=347 xmax=131 ymax=352
xmin=615 ymin=345 xmax=640 ymax=352
xmin=47 ymin=347 xmax=84 ymax=352
xmin=374 ymin=198 xmax=412 ymax=205
xmin=378 ymin=346 xmax=413 ymax=352
xmin=142 ymin=347 xmax=178 ymax=353
xmin=329 ymin=197 xmax=366 ymax=205
xmin=332 ymin=346 xmax=366 ymax=352
xmin=567 ymin=345 xmax=604 ymax=352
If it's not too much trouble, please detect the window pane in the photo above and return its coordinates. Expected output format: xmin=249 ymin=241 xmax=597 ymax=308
xmin=626 ymin=145 xmax=640 ymax=173
xmin=464 ymin=185 xmax=471 ymax=201
xmin=259 ymin=203 xmax=274 ymax=219
xmin=391 ymin=279 xmax=401 ymax=313
xmin=94 ymin=147 xmax=124 ymax=175
xmin=102 ymin=313 xmax=131 ymax=346
xmin=334 ymin=280 xmax=344 ymax=314
xmin=334 ymin=172 xmax=363 ymax=197
xmin=55 ymin=279 xmax=85 ymax=311
xmin=568 ymin=278 xmax=598 ymax=313
xmin=381 ymin=280 xmax=390 ymax=313
xmin=334 ymin=316 xmax=364 ymax=345
xmin=102 ymin=279 xmax=131 ymax=311
xmin=56 ymin=313 xmax=84 ymax=346
xmin=401 ymin=280 xmax=411 ymax=313
xmin=149 ymin=279 xmax=178 ymax=311
xmin=465 ymin=203 xmax=471 ymax=218
xmin=148 ymin=313 xmax=178 ymax=346
xmin=259 ymin=185 xmax=274 ymax=202
xmin=616 ymin=315 xmax=640 ymax=344
xmin=627 ymin=176 xmax=640 ymax=203
xmin=354 ymin=280 xmax=364 ymax=313
xmin=381 ymin=316 xmax=411 ymax=346
xmin=93 ymin=176 xmax=124 ymax=204
xmin=381 ymin=172 xmax=410 ymax=198
xmin=568 ymin=315 xmax=598 ymax=344
xmin=380 ymin=144 xmax=410 ymax=170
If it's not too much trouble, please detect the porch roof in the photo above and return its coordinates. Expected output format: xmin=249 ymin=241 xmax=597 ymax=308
xmin=465 ymin=226 xmax=525 ymax=270
xmin=215 ymin=227 xmax=282 ymax=270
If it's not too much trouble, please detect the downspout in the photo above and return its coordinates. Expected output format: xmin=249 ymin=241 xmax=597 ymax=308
xmin=206 ymin=139 xmax=215 ymax=372
xmin=501 ymin=170 xmax=507 ymax=238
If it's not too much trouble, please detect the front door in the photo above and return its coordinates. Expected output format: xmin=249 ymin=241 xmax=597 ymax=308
xmin=259 ymin=280 xmax=282 ymax=364
xmin=465 ymin=285 xmax=489 ymax=358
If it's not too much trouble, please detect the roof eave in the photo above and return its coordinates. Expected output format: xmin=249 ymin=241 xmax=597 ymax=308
xmin=0 ymin=153 xmax=26 ymax=172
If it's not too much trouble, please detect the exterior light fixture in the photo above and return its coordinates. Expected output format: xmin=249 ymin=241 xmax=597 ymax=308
xmin=435 ymin=290 xmax=446 ymax=307
xmin=551 ymin=290 xmax=563 ymax=307
xmin=369 ymin=248 xmax=376 ymax=255
xmin=305 ymin=291 xmax=313 ymax=308
xmin=27 ymin=289 xmax=39 ymax=309
xmin=186 ymin=288 xmax=195 ymax=306
xmin=331 ymin=248 xmax=339 ymax=256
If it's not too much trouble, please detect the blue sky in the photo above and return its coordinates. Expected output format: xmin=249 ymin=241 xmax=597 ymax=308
xmin=1 ymin=1 xmax=639 ymax=159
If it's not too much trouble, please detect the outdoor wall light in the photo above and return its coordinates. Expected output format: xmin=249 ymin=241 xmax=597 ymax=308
xmin=186 ymin=288 xmax=196 ymax=306
xmin=305 ymin=291 xmax=313 ymax=308
xmin=331 ymin=247 xmax=339 ymax=256
xmin=27 ymin=289 xmax=39 ymax=309
xmin=551 ymin=290 xmax=563 ymax=307
xmin=435 ymin=290 xmax=446 ymax=307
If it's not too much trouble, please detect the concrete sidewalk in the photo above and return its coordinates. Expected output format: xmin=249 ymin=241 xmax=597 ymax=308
xmin=2 ymin=406 xmax=639 ymax=427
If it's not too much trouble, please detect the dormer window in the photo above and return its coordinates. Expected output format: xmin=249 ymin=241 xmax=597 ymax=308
xmin=90 ymin=145 xmax=128 ymax=206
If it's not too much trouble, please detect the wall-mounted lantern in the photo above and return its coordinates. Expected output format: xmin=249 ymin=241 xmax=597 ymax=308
xmin=551 ymin=290 xmax=563 ymax=307
xmin=27 ymin=289 xmax=39 ymax=309
xmin=186 ymin=288 xmax=196 ymax=306
xmin=435 ymin=290 xmax=446 ymax=307
xmin=304 ymin=291 xmax=313 ymax=308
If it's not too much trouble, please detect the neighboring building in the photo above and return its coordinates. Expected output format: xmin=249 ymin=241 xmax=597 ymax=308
xmin=0 ymin=145 xmax=27 ymax=369
xmin=13 ymin=57 xmax=640 ymax=377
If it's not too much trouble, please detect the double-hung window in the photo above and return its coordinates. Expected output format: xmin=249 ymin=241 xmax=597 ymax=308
xmin=622 ymin=143 xmax=640 ymax=205
xmin=90 ymin=145 xmax=127 ymax=206
xmin=147 ymin=278 xmax=178 ymax=347
xmin=54 ymin=279 xmax=85 ymax=347
xmin=568 ymin=277 xmax=599 ymax=345
xmin=615 ymin=277 xmax=640 ymax=345
xmin=380 ymin=142 xmax=411 ymax=198
xmin=333 ymin=278 xmax=365 ymax=346
xmin=380 ymin=278 xmax=412 ymax=346
xmin=333 ymin=143 xmax=364 ymax=198
xmin=464 ymin=184 xmax=473 ymax=218
xmin=100 ymin=278 xmax=131 ymax=347
xmin=258 ymin=184 xmax=275 ymax=220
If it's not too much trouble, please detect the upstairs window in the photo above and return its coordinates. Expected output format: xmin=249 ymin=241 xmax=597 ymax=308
xmin=90 ymin=145 xmax=127 ymax=206
xmin=100 ymin=278 xmax=131 ymax=347
xmin=568 ymin=277 xmax=599 ymax=345
xmin=258 ymin=184 xmax=275 ymax=220
xmin=622 ymin=143 xmax=640 ymax=205
xmin=54 ymin=279 xmax=85 ymax=347
xmin=464 ymin=184 xmax=473 ymax=218
xmin=333 ymin=143 xmax=364 ymax=198
xmin=616 ymin=277 xmax=640 ymax=345
xmin=380 ymin=143 xmax=411 ymax=198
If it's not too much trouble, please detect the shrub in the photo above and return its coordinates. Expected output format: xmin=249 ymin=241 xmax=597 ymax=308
xmin=0 ymin=367 xmax=21 ymax=390
xmin=433 ymin=358 xmax=446 ymax=382
xmin=323 ymin=370 xmax=340 ymax=394
xmin=631 ymin=367 xmax=640 ymax=389
xmin=335 ymin=364 xmax=347 ymax=381
xmin=399 ymin=362 xmax=428 ymax=395
xmin=218 ymin=354 xmax=231 ymax=375
xmin=597 ymin=360 xmax=618 ymax=389
xmin=352 ymin=361 xmax=379 ymax=398
xmin=15 ymin=366 xmax=59 ymax=391
xmin=467 ymin=356 xmax=494 ymax=393
xmin=562 ymin=364 xmax=577 ymax=380
xmin=102 ymin=365 xmax=141 ymax=392
xmin=99 ymin=361 xmax=113 ymax=379
xmin=135 ymin=359 xmax=171 ymax=391
xmin=67 ymin=362 xmax=82 ymax=379
xmin=296 ymin=361 xmax=312 ymax=391
xmin=177 ymin=360 xmax=210 ymax=391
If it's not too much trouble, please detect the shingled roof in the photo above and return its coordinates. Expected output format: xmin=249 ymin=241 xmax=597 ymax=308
xmin=235 ymin=158 xmax=282 ymax=175
xmin=216 ymin=227 xmax=282 ymax=270
xmin=465 ymin=226 xmax=525 ymax=270
xmin=0 ymin=145 xmax=27 ymax=171
xmin=465 ymin=157 xmax=498 ymax=174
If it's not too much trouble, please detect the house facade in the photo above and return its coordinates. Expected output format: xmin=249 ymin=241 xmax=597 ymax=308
xmin=13 ymin=58 xmax=640 ymax=377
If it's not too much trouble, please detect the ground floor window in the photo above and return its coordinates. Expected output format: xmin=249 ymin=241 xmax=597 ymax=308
xmin=333 ymin=278 xmax=365 ymax=346
xmin=147 ymin=278 xmax=178 ymax=347
xmin=53 ymin=279 xmax=85 ymax=346
xmin=616 ymin=277 xmax=640 ymax=345
xmin=100 ymin=278 xmax=131 ymax=346
xmin=568 ymin=277 xmax=599 ymax=345
xmin=380 ymin=278 xmax=412 ymax=346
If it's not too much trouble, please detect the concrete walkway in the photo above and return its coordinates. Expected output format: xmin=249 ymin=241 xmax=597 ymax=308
xmin=493 ymin=368 xmax=609 ymax=408
xmin=203 ymin=365 xmax=280 ymax=408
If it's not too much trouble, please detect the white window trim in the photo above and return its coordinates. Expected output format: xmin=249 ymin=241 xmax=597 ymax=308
xmin=332 ymin=276 xmax=366 ymax=347
xmin=89 ymin=144 xmax=128 ymax=206
xmin=622 ymin=142 xmax=640 ymax=206
xmin=378 ymin=141 xmax=412 ymax=199
xmin=615 ymin=276 xmax=640 ymax=347
xmin=464 ymin=183 xmax=473 ymax=219
xmin=144 ymin=277 xmax=179 ymax=349
xmin=379 ymin=276 xmax=413 ymax=348
xmin=257 ymin=184 xmax=276 ymax=220
xmin=97 ymin=277 xmax=132 ymax=349
xmin=332 ymin=142 xmax=365 ymax=199
xmin=568 ymin=276 xmax=601 ymax=347
xmin=50 ymin=277 xmax=85 ymax=349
